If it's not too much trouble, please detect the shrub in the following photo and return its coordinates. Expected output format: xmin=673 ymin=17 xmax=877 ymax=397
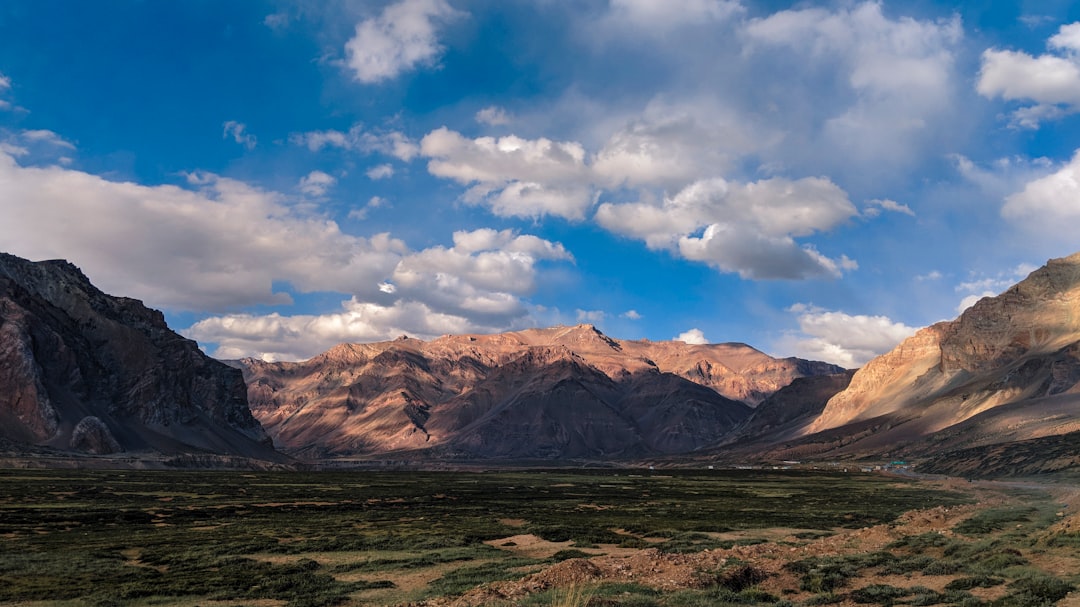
xmin=945 ymin=576 xmax=1004 ymax=591
xmin=992 ymin=575 xmax=1075 ymax=607
xmin=849 ymin=584 xmax=911 ymax=605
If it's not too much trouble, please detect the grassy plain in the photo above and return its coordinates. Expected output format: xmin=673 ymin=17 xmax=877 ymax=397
xmin=0 ymin=468 xmax=1074 ymax=606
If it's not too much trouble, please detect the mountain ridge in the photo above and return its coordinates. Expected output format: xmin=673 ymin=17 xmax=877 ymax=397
xmin=233 ymin=324 xmax=841 ymax=459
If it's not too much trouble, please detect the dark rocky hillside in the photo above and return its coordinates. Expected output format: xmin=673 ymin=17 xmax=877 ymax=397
xmin=0 ymin=252 xmax=280 ymax=461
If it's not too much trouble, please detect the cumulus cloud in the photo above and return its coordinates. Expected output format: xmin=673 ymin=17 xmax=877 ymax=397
xmin=184 ymin=227 xmax=573 ymax=360
xmin=1002 ymin=150 xmax=1080 ymax=241
xmin=343 ymin=0 xmax=460 ymax=84
xmin=420 ymin=127 xmax=594 ymax=219
xmin=743 ymin=2 xmax=962 ymax=174
xmin=475 ymin=106 xmax=511 ymax=126
xmin=779 ymin=304 xmax=918 ymax=368
xmin=291 ymin=125 xmax=419 ymax=161
xmin=596 ymin=176 xmax=857 ymax=279
xmin=366 ymin=163 xmax=394 ymax=179
xmin=675 ymin=328 xmax=708 ymax=345
xmin=298 ymin=170 xmax=336 ymax=197
xmin=592 ymin=102 xmax=767 ymax=188
xmin=0 ymin=73 xmax=9 ymax=90
xmin=186 ymin=298 xmax=484 ymax=362
xmin=222 ymin=120 xmax=256 ymax=150
xmin=0 ymin=150 xmax=410 ymax=311
xmin=621 ymin=309 xmax=642 ymax=320
xmin=390 ymin=228 xmax=573 ymax=321
xmin=978 ymin=22 xmax=1080 ymax=127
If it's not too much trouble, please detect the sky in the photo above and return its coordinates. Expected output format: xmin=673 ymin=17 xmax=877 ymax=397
xmin=1 ymin=0 xmax=1079 ymax=367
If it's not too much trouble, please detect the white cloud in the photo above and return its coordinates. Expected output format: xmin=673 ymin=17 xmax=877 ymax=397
xmin=343 ymin=0 xmax=460 ymax=84
xmin=1002 ymin=150 xmax=1080 ymax=241
xmin=0 ymin=149 xmax=413 ymax=311
xmin=222 ymin=120 xmax=256 ymax=150
xmin=978 ymin=22 xmax=1080 ymax=127
xmin=952 ymin=262 xmax=1036 ymax=315
xmin=576 ymin=309 xmax=606 ymax=324
xmin=779 ymin=304 xmax=918 ymax=368
xmin=185 ymin=228 xmax=573 ymax=360
xmin=21 ymin=129 xmax=75 ymax=150
xmin=675 ymin=328 xmax=708 ymax=345
xmin=475 ymin=105 xmax=511 ymax=126
xmin=608 ymin=0 xmax=742 ymax=31
xmin=1049 ymin=22 xmax=1080 ymax=52
xmin=420 ymin=127 xmax=594 ymax=219
xmin=0 ymin=133 xmax=576 ymax=360
xmin=955 ymin=263 xmax=1037 ymax=297
xmin=366 ymin=163 xmax=394 ymax=179
xmin=621 ymin=309 xmax=642 ymax=320
xmin=0 ymin=73 xmax=9 ymax=90
xmin=0 ymin=142 xmax=27 ymax=156
xmin=743 ymin=2 xmax=963 ymax=174
xmin=391 ymin=229 xmax=572 ymax=320
xmin=348 ymin=196 xmax=388 ymax=220
xmin=864 ymin=198 xmax=914 ymax=217
xmin=956 ymin=292 xmax=994 ymax=315
xmin=291 ymin=125 xmax=419 ymax=161
xmin=186 ymin=298 xmax=483 ymax=362
xmin=596 ymin=176 xmax=857 ymax=279
xmin=916 ymin=270 xmax=943 ymax=281
xmin=592 ymin=101 xmax=767 ymax=188
xmin=298 ymin=170 xmax=336 ymax=197
xmin=263 ymin=12 xmax=289 ymax=31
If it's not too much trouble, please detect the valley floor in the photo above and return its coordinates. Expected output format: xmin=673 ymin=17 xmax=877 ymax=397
xmin=0 ymin=469 xmax=1076 ymax=607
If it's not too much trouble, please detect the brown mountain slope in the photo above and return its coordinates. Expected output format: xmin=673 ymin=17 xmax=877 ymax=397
xmin=234 ymin=325 xmax=840 ymax=459
xmin=0 ymin=253 xmax=279 ymax=460
xmin=782 ymin=251 xmax=1080 ymax=464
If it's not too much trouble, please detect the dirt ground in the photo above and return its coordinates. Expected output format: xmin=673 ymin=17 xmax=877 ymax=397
xmin=411 ymin=477 xmax=1080 ymax=607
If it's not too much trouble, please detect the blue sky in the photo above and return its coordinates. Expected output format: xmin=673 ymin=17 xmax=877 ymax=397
xmin=2 ymin=0 xmax=1079 ymax=366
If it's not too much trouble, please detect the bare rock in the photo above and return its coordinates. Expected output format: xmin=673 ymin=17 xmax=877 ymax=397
xmin=69 ymin=416 xmax=121 ymax=454
xmin=0 ymin=252 xmax=281 ymax=461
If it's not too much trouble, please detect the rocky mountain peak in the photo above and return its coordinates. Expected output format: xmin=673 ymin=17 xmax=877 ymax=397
xmin=0 ymin=252 xmax=279 ymax=460
xmin=800 ymin=251 xmax=1080 ymax=463
xmin=939 ymin=252 xmax=1080 ymax=374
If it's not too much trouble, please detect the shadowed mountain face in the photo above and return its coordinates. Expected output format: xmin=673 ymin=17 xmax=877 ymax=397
xmin=764 ymin=251 xmax=1080 ymax=471
xmin=234 ymin=325 xmax=842 ymax=459
xmin=0 ymin=253 xmax=278 ymax=460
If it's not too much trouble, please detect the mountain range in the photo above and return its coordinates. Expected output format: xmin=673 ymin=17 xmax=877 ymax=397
xmin=2 ymin=250 xmax=1079 ymax=476
xmin=233 ymin=325 xmax=841 ymax=459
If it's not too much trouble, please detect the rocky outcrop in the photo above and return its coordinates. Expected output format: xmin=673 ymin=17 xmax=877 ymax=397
xmin=234 ymin=324 xmax=838 ymax=459
xmin=791 ymin=251 xmax=1080 ymax=463
xmin=69 ymin=416 xmax=121 ymax=454
xmin=0 ymin=252 xmax=280 ymax=460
